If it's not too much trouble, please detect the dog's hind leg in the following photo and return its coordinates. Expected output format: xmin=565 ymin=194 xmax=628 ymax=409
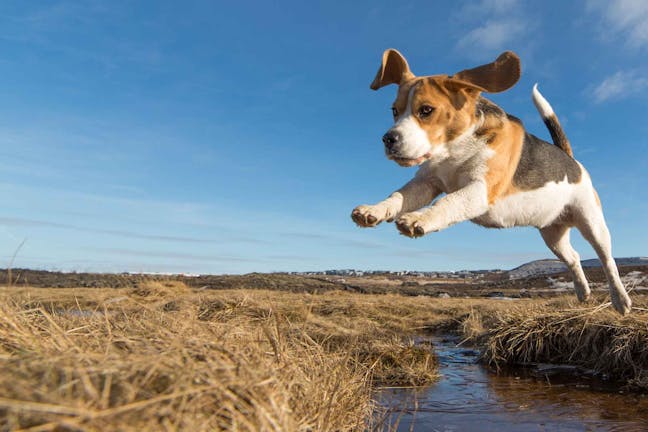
xmin=540 ymin=223 xmax=591 ymax=302
xmin=575 ymin=204 xmax=632 ymax=315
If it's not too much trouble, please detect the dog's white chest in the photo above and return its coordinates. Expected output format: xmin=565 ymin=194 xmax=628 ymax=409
xmin=472 ymin=178 xmax=576 ymax=229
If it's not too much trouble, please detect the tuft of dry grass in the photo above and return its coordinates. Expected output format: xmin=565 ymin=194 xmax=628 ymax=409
xmin=482 ymin=296 xmax=648 ymax=390
xmin=129 ymin=280 xmax=192 ymax=299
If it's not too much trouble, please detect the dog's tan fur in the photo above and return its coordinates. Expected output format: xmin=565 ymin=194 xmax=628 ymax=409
xmin=482 ymin=119 xmax=525 ymax=204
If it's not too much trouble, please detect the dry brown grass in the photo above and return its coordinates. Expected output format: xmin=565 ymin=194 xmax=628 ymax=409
xmin=1 ymin=284 xmax=646 ymax=431
xmin=0 ymin=284 xmax=477 ymax=431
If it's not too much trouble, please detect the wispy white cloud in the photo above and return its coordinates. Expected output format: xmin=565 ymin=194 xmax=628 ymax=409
xmin=0 ymin=216 xmax=267 ymax=245
xmin=0 ymin=1 xmax=166 ymax=73
xmin=457 ymin=19 xmax=527 ymax=52
xmin=87 ymin=247 xmax=259 ymax=263
xmin=460 ymin=0 xmax=521 ymax=16
xmin=592 ymin=70 xmax=648 ymax=103
xmin=282 ymin=231 xmax=390 ymax=250
xmin=454 ymin=0 xmax=531 ymax=57
xmin=587 ymin=0 xmax=648 ymax=49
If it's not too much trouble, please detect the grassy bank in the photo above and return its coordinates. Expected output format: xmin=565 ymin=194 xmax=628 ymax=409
xmin=0 ymin=284 xmax=646 ymax=431
xmin=482 ymin=296 xmax=648 ymax=390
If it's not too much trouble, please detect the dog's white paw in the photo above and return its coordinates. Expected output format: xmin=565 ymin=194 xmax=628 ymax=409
xmin=611 ymin=289 xmax=632 ymax=315
xmin=395 ymin=212 xmax=429 ymax=238
xmin=351 ymin=204 xmax=392 ymax=228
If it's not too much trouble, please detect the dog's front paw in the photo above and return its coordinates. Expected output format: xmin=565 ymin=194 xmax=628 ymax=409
xmin=351 ymin=204 xmax=390 ymax=227
xmin=395 ymin=212 xmax=428 ymax=238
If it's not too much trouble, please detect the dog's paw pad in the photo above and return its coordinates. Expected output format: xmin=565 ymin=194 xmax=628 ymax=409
xmin=351 ymin=205 xmax=385 ymax=228
xmin=395 ymin=214 xmax=426 ymax=238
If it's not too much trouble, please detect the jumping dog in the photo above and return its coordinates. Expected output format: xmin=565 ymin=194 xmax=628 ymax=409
xmin=351 ymin=49 xmax=632 ymax=314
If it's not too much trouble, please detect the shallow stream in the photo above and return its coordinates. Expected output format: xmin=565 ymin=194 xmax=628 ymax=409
xmin=377 ymin=336 xmax=648 ymax=431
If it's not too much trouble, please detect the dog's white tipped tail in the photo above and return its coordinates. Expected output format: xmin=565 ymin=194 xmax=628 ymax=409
xmin=532 ymin=83 xmax=573 ymax=158
xmin=532 ymin=83 xmax=554 ymax=119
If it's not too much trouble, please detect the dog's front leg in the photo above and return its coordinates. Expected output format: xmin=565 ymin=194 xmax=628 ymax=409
xmin=396 ymin=181 xmax=488 ymax=237
xmin=351 ymin=176 xmax=439 ymax=228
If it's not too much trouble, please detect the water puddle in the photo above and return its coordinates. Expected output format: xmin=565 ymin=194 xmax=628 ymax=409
xmin=377 ymin=336 xmax=648 ymax=431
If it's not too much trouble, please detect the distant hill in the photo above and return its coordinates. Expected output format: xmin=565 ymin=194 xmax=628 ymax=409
xmin=508 ymin=257 xmax=648 ymax=279
xmin=0 ymin=268 xmax=346 ymax=292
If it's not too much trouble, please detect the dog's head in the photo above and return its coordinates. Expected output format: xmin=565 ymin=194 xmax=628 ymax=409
xmin=370 ymin=50 xmax=521 ymax=167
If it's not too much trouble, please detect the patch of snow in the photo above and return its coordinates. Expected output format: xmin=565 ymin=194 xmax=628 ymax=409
xmin=546 ymin=277 xmax=574 ymax=291
xmin=509 ymin=257 xmax=648 ymax=279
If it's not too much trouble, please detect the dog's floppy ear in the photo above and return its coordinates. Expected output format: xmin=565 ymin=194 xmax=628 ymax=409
xmin=370 ymin=49 xmax=415 ymax=90
xmin=451 ymin=51 xmax=521 ymax=93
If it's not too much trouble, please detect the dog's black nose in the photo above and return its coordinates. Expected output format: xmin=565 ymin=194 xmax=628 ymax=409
xmin=382 ymin=130 xmax=401 ymax=150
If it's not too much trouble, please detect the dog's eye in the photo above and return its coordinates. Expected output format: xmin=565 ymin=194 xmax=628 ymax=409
xmin=418 ymin=105 xmax=434 ymax=118
xmin=391 ymin=107 xmax=398 ymax=117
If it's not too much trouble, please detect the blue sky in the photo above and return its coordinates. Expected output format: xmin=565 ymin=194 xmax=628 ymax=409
xmin=0 ymin=0 xmax=646 ymax=274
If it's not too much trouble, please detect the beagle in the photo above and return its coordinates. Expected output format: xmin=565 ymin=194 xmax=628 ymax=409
xmin=351 ymin=49 xmax=632 ymax=314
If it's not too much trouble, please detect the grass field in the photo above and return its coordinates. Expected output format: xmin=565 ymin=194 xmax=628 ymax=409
xmin=1 ymin=282 xmax=647 ymax=431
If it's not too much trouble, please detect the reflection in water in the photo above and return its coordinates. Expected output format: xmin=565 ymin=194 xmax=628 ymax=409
xmin=376 ymin=336 xmax=648 ymax=432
